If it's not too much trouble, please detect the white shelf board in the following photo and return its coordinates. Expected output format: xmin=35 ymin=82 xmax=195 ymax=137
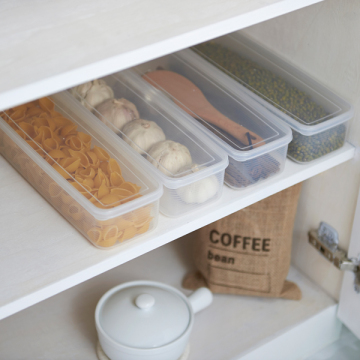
xmin=0 ymin=0 xmax=324 ymax=111
xmin=0 ymin=142 xmax=354 ymax=320
xmin=0 ymin=237 xmax=340 ymax=360
xmin=306 ymin=326 xmax=360 ymax=360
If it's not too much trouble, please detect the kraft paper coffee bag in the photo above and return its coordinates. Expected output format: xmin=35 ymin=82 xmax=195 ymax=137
xmin=183 ymin=183 xmax=302 ymax=300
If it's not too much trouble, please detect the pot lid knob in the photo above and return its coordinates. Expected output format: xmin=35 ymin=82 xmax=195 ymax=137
xmin=135 ymin=294 xmax=155 ymax=309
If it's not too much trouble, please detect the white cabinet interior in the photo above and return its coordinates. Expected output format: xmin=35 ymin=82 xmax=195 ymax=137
xmin=0 ymin=142 xmax=354 ymax=320
xmin=1 ymin=0 xmax=360 ymax=359
xmin=0 ymin=0 xmax=323 ymax=111
xmin=0 ymin=236 xmax=341 ymax=360
xmin=242 ymin=0 xmax=360 ymax=301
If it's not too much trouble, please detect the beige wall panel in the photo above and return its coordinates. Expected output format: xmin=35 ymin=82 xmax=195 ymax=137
xmin=242 ymin=0 xmax=360 ymax=300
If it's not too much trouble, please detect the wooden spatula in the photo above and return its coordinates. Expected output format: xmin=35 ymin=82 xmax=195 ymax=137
xmin=142 ymin=70 xmax=263 ymax=148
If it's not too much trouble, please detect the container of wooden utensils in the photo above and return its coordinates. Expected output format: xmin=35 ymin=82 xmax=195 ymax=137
xmin=132 ymin=49 xmax=292 ymax=190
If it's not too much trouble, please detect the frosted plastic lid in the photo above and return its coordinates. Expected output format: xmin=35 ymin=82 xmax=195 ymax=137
xmin=96 ymin=281 xmax=191 ymax=349
xmin=133 ymin=50 xmax=292 ymax=162
xmin=192 ymin=33 xmax=353 ymax=136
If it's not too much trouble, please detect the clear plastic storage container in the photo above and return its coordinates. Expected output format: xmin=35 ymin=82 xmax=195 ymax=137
xmin=132 ymin=50 xmax=292 ymax=190
xmin=0 ymin=93 xmax=162 ymax=248
xmin=191 ymin=33 xmax=354 ymax=163
xmin=67 ymin=71 xmax=228 ymax=217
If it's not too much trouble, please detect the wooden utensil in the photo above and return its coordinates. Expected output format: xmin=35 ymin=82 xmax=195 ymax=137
xmin=142 ymin=70 xmax=264 ymax=148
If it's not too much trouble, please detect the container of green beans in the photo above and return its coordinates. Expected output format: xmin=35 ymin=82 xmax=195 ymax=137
xmin=192 ymin=33 xmax=353 ymax=163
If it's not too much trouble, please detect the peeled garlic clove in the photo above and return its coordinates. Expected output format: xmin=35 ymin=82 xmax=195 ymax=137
xmin=176 ymin=163 xmax=201 ymax=176
xmin=176 ymin=163 xmax=219 ymax=204
xmin=122 ymin=119 xmax=166 ymax=154
xmin=96 ymin=98 xmax=140 ymax=133
xmin=147 ymin=140 xmax=192 ymax=176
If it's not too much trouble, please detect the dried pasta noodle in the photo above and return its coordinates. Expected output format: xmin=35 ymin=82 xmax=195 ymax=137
xmin=1 ymin=98 xmax=153 ymax=248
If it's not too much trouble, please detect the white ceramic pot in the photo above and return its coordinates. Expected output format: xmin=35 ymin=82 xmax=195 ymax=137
xmin=95 ymin=280 xmax=213 ymax=360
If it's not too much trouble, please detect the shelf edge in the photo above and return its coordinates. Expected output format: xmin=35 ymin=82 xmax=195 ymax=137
xmin=0 ymin=0 xmax=324 ymax=111
xmin=0 ymin=142 xmax=353 ymax=320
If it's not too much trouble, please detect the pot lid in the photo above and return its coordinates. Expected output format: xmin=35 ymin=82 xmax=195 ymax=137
xmin=97 ymin=281 xmax=191 ymax=349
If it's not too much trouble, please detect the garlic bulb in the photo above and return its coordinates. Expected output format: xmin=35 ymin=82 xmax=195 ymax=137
xmin=147 ymin=140 xmax=192 ymax=176
xmin=95 ymin=98 xmax=140 ymax=133
xmin=176 ymin=164 xmax=219 ymax=204
xmin=70 ymin=79 xmax=114 ymax=110
xmin=70 ymin=82 xmax=92 ymax=101
xmin=122 ymin=119 xmax=166 ymax=154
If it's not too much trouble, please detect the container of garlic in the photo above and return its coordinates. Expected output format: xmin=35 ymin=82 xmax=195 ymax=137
xmin=66 ymin=71 xmax=228 ymax=217
xmin=131 ymin=50 xmax=292 ymax=190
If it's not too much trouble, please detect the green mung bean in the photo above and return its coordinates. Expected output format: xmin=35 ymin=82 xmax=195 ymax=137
xmin=289 ymin=125 xmax=346 ymax=162
xmin=193 ymin=41 xmax=346 ymax=162
xmin=193 ymin=42 xmax=328 ymax=124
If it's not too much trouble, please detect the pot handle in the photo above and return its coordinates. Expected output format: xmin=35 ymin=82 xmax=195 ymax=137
xmin=187 ymin=287 xmax=213 ymax=314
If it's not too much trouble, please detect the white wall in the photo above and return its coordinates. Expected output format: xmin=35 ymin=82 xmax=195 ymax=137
xmin=243 ymin=0 xmax=360 ymax=300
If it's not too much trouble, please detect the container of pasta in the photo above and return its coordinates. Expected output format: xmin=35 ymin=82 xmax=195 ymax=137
xmin=0 ymin=94 xmax=162 ymax=248
xmin=130 ymin=51 xmax=291 ymax=190
xmin=191 ymin=33 xmax=354 ymax=163
xmin=67 ymin=71 xmax=228 ymax=217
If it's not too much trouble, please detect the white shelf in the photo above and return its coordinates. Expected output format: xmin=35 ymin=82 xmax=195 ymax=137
xmin=306 ymin=326 xmax=360 ymax=360
xmin=0 ymin=142 xmax=355 ymax=320
xmin=0 ymin=0 xmax=323 ymax=111
xmin=0 ymin=237 xmax=341 ymax=360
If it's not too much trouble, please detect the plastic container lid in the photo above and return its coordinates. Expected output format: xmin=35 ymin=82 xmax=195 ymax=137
xmin=191 ymin=33 xmax=354 ymax=136
xmin=71 ymin=70 xmax=228 ymax=190
xmin=96 ymin=281 xmax=191 ymax=349
xmin=0 ymin=93 xmax=163 ymax=222
xmin=133 ymin=50 xmax=292 ymax=162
